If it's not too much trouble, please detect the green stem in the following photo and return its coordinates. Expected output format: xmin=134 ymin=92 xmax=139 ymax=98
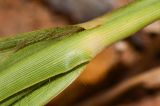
xmin=77 ymin=0 xmax=160 ymax=56
xmin=0 ymin=0 xmax=159 ymax=105
xmin=79 ymin=0 xmax=160 ymax=29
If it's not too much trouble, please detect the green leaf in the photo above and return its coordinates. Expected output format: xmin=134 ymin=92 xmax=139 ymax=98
xmin=1 ymin=65 xmax=85 ymax=106
xmin=0 ymin=26 xmax=84 ymax=51
xmin=0 ymin=0 xmax=160 ymax=105
xmin=0 ymin=49 xmax=14 ymax=65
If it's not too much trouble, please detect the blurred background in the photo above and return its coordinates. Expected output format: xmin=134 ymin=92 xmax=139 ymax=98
xmin=0 ymin=0 xmax=160 ymax=106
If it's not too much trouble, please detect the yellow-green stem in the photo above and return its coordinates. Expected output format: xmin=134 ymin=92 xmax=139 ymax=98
xmin=0 ymin=0 xmax=159 ymax=105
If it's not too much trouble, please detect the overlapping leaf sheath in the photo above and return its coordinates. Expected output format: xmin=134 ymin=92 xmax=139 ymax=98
xmin=0 ymin=26 xmax=84 ymax=51
xmin=0 ymin=0 xmax=160 ymax=105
